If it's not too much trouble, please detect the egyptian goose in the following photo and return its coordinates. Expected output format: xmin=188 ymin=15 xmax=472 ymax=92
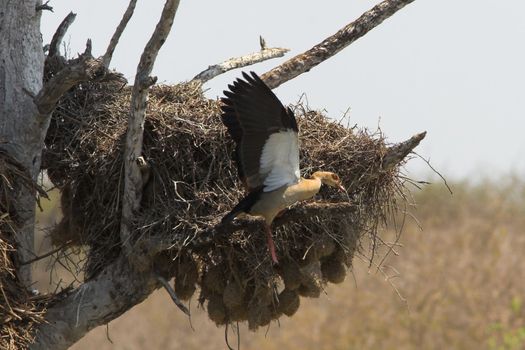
xmin=220 ymin=71 xmax=345 ymax=264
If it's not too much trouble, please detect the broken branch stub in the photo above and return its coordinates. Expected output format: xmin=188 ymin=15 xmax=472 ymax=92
xmin=192 ymin=46 xmax=290 ymax=84
xmin=36 ymin=55 xmax=106 ymax=116
xmin=383 ymin=131 xmax=426 ymax=170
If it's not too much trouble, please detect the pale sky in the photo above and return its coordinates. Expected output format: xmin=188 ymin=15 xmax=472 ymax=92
xmin=41 ymin=0 xmax=525 ymax=181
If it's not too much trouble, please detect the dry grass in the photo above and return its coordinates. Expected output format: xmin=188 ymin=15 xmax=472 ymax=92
xmin=40 ymin=178 xmax=523 ymax=350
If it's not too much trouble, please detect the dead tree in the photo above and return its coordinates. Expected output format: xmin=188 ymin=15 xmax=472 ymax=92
xmin=0 ymin=0 xmax=421 ymax=349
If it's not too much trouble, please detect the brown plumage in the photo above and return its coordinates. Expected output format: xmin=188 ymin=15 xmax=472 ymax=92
xmin=220 ymin=72 xmax=344 ymax=264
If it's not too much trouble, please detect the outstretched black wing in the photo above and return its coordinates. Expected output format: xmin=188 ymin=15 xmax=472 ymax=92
xmin=220 ymin=71 xmax=300 ymax=192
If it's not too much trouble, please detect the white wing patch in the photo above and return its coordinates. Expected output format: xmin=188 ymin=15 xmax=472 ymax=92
xmin=260 ymin=130 xmax=301 ymax=192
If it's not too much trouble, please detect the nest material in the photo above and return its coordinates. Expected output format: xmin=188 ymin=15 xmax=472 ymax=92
xmin=0 ymin=152 xmax=48 ymax=349
xmin=43 ymin=77 xmax=403 ymax=330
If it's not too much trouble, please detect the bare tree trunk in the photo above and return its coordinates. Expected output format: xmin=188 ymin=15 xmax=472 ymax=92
xmin=0 ymin=0 xmax=45 ymax=286
xmin=29 ymin=256 xmax=159 ymax=350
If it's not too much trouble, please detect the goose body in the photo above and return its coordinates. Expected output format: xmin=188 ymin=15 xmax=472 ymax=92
xmin=220 ymin=72 xmax=344 ymax=264
xmin=250 ymin=177 xmax=322 ymax=223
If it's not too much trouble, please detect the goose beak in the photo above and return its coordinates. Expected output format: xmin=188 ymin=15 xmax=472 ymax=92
xmin=338 ymin=184 xmax=346 ymax=192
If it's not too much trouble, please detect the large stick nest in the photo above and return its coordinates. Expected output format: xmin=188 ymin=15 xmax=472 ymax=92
xmin=42 ymin=75 xmax=407 ymax=330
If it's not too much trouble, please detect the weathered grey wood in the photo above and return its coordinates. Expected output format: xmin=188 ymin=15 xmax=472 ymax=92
xmin=383 ymin=132 xmax=426 ymax=170
xmin=36 ymin=54 xmax=106 ymax=115
xmin=35 ymin=0 xmax=53 ymax=12
xmin=102 ymin=0 xmax=138 ymax=68
xmin=192 ymin=46 xmax=289 ymax=83
xmin=30 ymin=257 xmax=160 ymax=350
xmin=0 ymin=0 xmax=45 ymax=286
xmin=121 ymin=0 xmax=180 ymax=257
xmin=261 ymin=0 xmax=416 ymax=89
xmin=48 ymin=12 xmax=76 ymax=57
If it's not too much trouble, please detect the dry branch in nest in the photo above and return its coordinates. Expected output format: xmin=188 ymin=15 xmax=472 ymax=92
xmin=0 ymin=152 xmax=49 ymax=349
xmin=42 ymin=75 xmax=421 ymax=330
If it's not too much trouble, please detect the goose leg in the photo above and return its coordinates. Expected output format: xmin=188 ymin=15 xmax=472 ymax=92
xmin=264 ymin=224 xmax=278 ymax=264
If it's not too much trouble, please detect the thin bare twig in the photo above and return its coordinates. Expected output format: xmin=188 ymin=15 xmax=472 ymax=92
xmin=102 ymin=0 xmax=138 ymax=68
xmin=192 ymin=43 xmax=289 ymax=83
xmin=19 ymin=241 xmax=72 ymax=266
xmin=121 ymin=0 xmax=181 ymax=257
xmin=261 ymin=0 xmax=416 ymax=89
xmin=186 ymin=202 xmax=357 ymax=251
xmin=413 ymin=151 xmax=453 ymax=194
xmin=156 ymin=275 xmax=190 ymax=316
xmin=36 ymin=0 xmax=53 ymax=12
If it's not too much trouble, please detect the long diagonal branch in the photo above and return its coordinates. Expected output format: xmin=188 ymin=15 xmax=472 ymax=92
xmin=261 ymin=0 xmax=416 ymax=89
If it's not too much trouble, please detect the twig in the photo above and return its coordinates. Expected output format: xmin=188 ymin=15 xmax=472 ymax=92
xmin=19 ymin=241 xmax=72 ymax=265
xmin=48 ymin=12 xmax=76 ymax=57
xmin=84 ymin=39 xmax=92 ymax=56
xmin=40 ymin=8 xmax=133 ymax=116
xmin=156 ymin=275 xmax=190 ymax=316
xmin=187 ymin=202 xmax=357 ymax=250
xmin=192 ymin=44 xmax=289 ymax=83
xmin=55 ymin=111 xmax=119 ymax=140
xmin=105 ymin=324 xmax=113 ymax=344
xmin=121 ymin=0 xmax=180 ymax=257
xmin=102 ymin=0 xmax=138 ymax=68
xmin=138 ymin=202 xmax=357 ymax=257
xmin=75 ymin=286 xmax=87 ymax=327
xmin=36 ymin=0 xmax=53 ymax=12
xmin=259 ymin=35 xmax=267 ymax=50
xmin=413 ymin=151 xmax=453 ymax=194
xmin=261 ymin=0 xmax=417 ymax=89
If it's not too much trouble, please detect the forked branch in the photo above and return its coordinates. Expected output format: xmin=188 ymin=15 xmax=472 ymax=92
xmin=39 ymin=1 xmax=138 ymax=117
xmin=36 ymin=48 xmax=105 ymax=116
xmin=36 ymin=0 xmax=53 ymax=12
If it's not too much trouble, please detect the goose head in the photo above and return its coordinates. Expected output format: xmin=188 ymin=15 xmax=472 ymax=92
xmin=312 ymin=171 xmax=345 ymax=192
